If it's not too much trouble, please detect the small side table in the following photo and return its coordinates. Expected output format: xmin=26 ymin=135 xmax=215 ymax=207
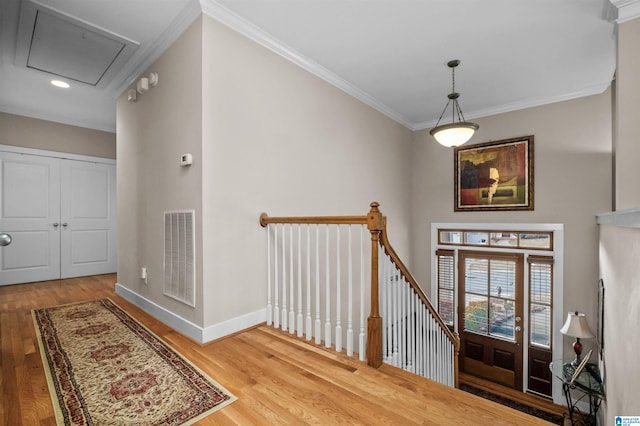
xmin=550 ymin=360 xmax=605 ymax=426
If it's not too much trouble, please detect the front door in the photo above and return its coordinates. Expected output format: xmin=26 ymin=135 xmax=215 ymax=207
xmin=458 ymin=250 xmax=524 ymax=389
xmin=0 ymin=152 xmax=61 ymax=285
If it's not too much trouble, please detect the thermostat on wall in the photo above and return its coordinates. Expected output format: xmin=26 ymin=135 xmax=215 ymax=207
xmin=180 ymin=153 xmax=193 ymax=166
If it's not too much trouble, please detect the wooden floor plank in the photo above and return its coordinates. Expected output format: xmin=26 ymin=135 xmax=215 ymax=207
xmin=1 ymin=274 xmax=556 ymax=425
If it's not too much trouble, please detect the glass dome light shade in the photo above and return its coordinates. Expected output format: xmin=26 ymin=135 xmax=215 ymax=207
xmin=429 ymin=122 xmax=479 ymax=147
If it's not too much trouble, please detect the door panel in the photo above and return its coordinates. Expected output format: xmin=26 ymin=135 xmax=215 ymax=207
xmin=458 ymin=251 xmax=524 ymax=390
xmin=0 ymin=153 xmax=61 ymax=285
xmin=60 ymin=160 xmax=116 ymax=278
xmin=528 ymin=345 xmax=552 ymax=395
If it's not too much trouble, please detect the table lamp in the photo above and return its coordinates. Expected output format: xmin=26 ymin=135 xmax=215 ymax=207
xmin=560 ymin=311 xmax=595 ymax=366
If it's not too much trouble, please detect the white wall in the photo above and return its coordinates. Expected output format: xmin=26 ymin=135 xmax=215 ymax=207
xmin=410 ymin=90 xmax=612 ymax=362
xmin=116 ymin=15 xmax=413 ymax=334
xmin=200 ymin=15 xmax=413 ymax=326
xmin=599 ymin=225 xmax=640 ymax=419
xmin=599 ymin=15 xmax=640 ymax=422
xmin=116 ymin=17 xmax=204 ymax=324
xmin=615 ymin=18 xmax=640 ymax=210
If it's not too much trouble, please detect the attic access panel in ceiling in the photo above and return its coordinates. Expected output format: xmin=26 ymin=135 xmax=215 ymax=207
xmin=15 ymin=1 xmax=139 ymax=88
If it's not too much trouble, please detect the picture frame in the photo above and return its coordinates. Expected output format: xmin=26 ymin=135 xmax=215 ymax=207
xmin=454 ymin=135 xmax=534 ymax=211
xmin=597 ymin=279 xmax=604 ymax=358
xmin=570 ymin=349 xmax=592 ymax=385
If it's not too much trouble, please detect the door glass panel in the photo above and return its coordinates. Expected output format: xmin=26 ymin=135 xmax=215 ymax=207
xmin=489 ymin=259 xmax=516 ymax=298
xmin=437 ymin=250 xmax=455 ymax=326
xmin=530 ymin=260 xmax=553 ymax=348
xmin=519 ymin=233 xmax=551 ymax=249
xmin=465 ymin=232 xmax=489 ymax=245
xmin=490 ymin=232 xmax=518 ymax=247
xmin=490 ymin=297 xmax=515 ymax=339
xmin=465 ymin=258 xmax=488 ymax=295
xmin=463 ymin=256 xmax=517 ymax=342
xmin=440 ymin=231 xmax=462 ymax=244
xmin=464 ymin=293 xmax=488 ymax=334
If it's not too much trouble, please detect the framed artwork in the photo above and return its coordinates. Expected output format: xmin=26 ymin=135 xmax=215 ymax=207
xmin=454 ymin=135 xmax=534 ymax=211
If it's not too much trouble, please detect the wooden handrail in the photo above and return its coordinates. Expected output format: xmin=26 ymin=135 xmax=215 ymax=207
xmin=260 ymin=213 xmax=368 ymax=227
xmin=259 ymin=202 xmax=459 ymax=385
xmin=378 ymin=218 xmax=461 ymax=386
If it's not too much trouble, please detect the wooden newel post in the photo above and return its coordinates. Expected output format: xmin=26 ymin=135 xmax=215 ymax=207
xmin=366 ymin=202 xmax=384 ymax=368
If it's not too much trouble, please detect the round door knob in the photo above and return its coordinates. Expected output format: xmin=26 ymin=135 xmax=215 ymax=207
xmin=515 ymin=326 xmax=522 ymax=332
xmin=53 ymin=223 xmax=60 ymax=227
xmin=0 ymin=233 xmax=12 ymax=246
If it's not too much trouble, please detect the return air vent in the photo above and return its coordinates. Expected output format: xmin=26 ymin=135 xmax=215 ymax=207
xmin=15 ymin=1 xmax=139 ymax=87
xmin=164 ymin=210 xmax=195 ymax=307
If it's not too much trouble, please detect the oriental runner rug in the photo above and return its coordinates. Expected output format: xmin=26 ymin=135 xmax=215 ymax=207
xmin=32 ymin=298 xmax=236 ymax=425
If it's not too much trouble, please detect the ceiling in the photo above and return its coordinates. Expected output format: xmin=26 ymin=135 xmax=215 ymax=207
xmin=0 ymin=0 xmax=618 ymax=133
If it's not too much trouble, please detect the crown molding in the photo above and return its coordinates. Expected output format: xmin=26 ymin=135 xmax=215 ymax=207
xmin=412 ymin=80 xmax=612 ymax=131
xmin=199 ymin=0 xmax=414 ymax=129
xmin=108 ymin=0 xmax=202 ymax=98
xmin=610 ymin=0 xmax=640 ymax=23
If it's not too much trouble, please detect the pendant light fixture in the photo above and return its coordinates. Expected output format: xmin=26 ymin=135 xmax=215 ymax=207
xmin=429 ymin=60 xmax=479 ymax=147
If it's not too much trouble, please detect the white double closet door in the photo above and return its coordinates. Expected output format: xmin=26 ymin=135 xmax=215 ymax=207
xmin=0 ymin=148 xmax=116 ymax=286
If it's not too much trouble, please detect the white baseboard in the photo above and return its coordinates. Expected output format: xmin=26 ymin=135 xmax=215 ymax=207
xmin=115 ymin=283 xmax=266 ymax=343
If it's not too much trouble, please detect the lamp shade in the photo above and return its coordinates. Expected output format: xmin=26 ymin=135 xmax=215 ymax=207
xmin=430 ymin=122 xmax=479 ymax=147
xmin=559 ymin=311 xmax=594 ymax=339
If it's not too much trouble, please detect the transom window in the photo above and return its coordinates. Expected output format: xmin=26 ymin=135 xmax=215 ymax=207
xmin=439 ymin=229 xmax=553 ymax=250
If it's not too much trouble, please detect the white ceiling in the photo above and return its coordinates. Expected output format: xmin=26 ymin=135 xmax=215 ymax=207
xmin=0 ymin=0 xmax=618 ymax=133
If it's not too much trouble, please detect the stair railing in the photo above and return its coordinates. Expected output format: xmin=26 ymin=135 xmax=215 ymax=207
xmin=377 ymin=215 xmax=460 ymax=387
xmin=259 ymin=211 xmax=371 ymax=359
xmin=260 ymin=202 xmax=459 ymax=387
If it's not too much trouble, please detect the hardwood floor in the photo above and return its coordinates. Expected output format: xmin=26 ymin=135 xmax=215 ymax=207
xmin=1 ymin=274 xmax=556 ymax=425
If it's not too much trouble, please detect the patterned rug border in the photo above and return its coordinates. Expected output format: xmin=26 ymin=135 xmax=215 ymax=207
xmin=32 ymin=298 xmax=237 ymax=425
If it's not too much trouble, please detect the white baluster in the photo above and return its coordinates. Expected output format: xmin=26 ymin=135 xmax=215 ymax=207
xmin=315 ymin=225 xmax=321 ymax=345
xmin=395 ymin=269 xmax=407 ymax=370
xmin=306 ymin=225 xmax=312 ymax=340
xmin=417 ymin=296 xmax=423 ymax=377
xmin=385 ymin=251 xmax=392 ymax=361
xmin=393 ymin=258 xmax=399 ymax=367
xmin=267 ymin=224 xmax=272 ymax=326
xmin=335 ymin=225 xmax=342 ymax=353
xmin=281 ymin=225 xmax=287 ymax=331
xmin=347 ymin=225 xmax=353 ymax=357
xmin=429 ymin=311 xmax=435 ymax=380
xmin=274 ymin=224 xmax=280 ymax=329
xmin=409 ymin=286 xmax=415 ymax=374
xmin=325 ymin=224 xmax=332 ymax=348
xmin=358 ymin=225 xmax=365 ymax=362
xmin=289 ymin=224 xmax=295 ymax=334
xmin=297 ymin=224 xmax=303 ymax=337
xmin=405 ymin=282 xmax=411 ymax=372
xmin=380 ymin=249 xmax=386 ymax=361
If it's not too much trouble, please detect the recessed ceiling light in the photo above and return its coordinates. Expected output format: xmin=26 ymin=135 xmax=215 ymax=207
xmin=51 ymin=80 xmax=70 ymax=88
